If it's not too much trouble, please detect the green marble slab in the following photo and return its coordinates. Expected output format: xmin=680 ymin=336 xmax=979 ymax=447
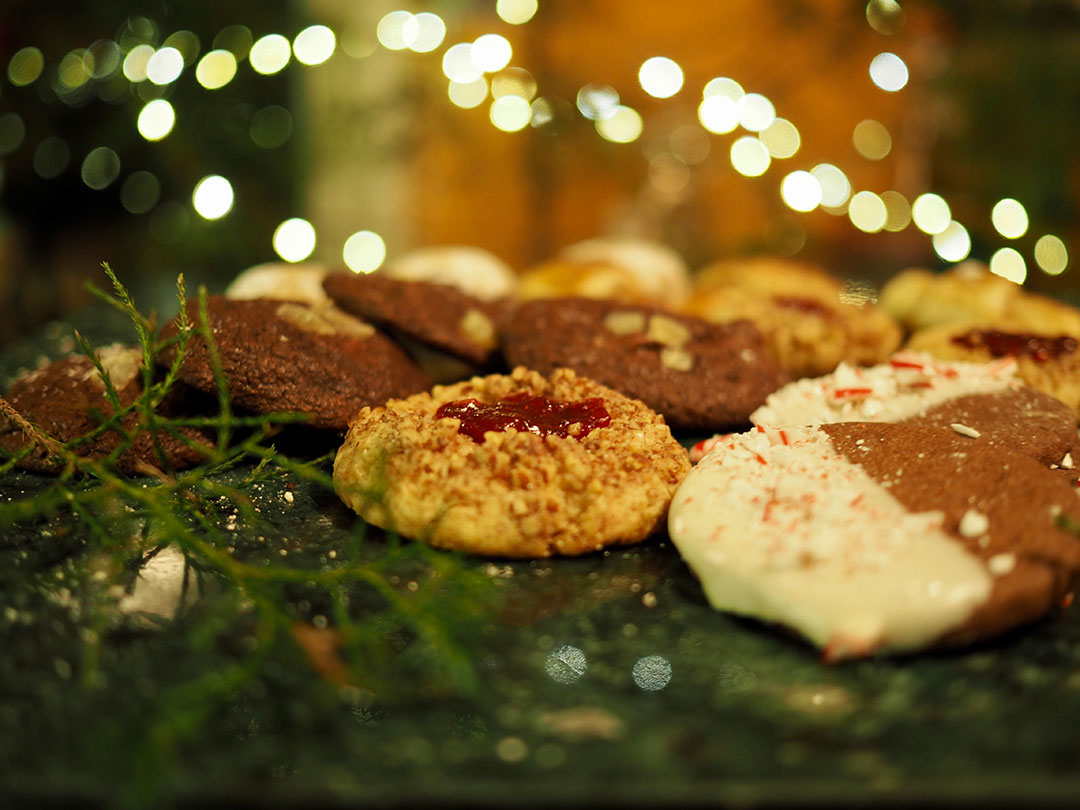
xmin=2 ymin=310 xmax=1080 ymax=808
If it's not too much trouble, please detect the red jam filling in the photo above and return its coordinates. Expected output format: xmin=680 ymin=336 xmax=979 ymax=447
xmin=951 ymin=330 xmax=1078 ymax=363
xmin=435 ymin=392 xmax=611 ymax=443
xmin=773 ymin=296 xmax=833 ymax=318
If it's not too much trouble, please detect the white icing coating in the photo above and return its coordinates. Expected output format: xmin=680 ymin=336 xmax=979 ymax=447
xmin=750 ymin=351 xmax=1018 ymax=429
xmin=225 ymin=262 xmax=330 ymax=305
xmin=669 ymin=426 xmax=993 ymax=660
xmin=382 ymin=246 xmax=518 ymax=300
xmin=559 ymin=237 xmax=691 ymax=306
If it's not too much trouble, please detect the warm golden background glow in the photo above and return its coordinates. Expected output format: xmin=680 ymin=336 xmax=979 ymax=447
xmin=0 ymin=0 xmax=1077 ymax=343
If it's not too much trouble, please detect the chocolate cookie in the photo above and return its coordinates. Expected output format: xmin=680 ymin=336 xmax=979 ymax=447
xmin=499 ymin=297 xmax=788 ymax=432
xmin=733 ymin=351 xmax=1075 ymax=470
xmin=1 ymin=345 xmax=210 ymax=474
xmin=333 ymin=367 xmax=691 ymax=558
xmin=669 ymin=422 xmax=1080 ymax=661
xmin=159 ymin=297 xmax=431 ymax=431
xmin=323 ymin=272 xmax=503 ymax=365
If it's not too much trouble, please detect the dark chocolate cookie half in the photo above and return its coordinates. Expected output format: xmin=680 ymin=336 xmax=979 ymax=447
xmin=1 ymin=345 xmax=210 ymax=474
xmin=159 ymin=297 xmax=431 ymax=430
xmin=499 ymin=297 xmax=788 ymax=432
xmin=322 ymin=272 xmax=503 ymax=365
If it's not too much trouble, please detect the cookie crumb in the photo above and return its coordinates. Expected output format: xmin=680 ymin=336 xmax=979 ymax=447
xmin=987 ymin=553 xmax=1017 ymax=576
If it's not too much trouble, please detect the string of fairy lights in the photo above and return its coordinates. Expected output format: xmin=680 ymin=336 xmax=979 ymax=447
xmin=0 ymin=0 xmax=1071 ymax=283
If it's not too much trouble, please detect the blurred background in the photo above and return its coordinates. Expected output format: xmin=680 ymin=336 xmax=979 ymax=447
xmin=0 ymin=0 xmax=1077 ymax=346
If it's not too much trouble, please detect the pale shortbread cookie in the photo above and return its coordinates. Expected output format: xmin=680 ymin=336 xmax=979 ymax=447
xmin=381 ymin=245 xmax=518 ymax=301
xmin=906 ymin=325 xmax=1080 ymax=419
xmin=518 ymin=237 xmax=692 ymax=309
xmin=333 ymin=367 xmax=691 ymax=558
xmin=684 ymin=256 xmax=901 ymax=378
xmin=880 ymin=262 xmax=1080 ymax=336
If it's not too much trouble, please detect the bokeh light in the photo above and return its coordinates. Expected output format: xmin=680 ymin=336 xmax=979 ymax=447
xmin=869 ymin=52 xmax=909 ymax=91
xmin=544 ymin=645 xmax=587 ymax=684
xmin=932 ymin=221 xmax=971 ymax=262
xmin=631 ymin=655 xmax=672 ymax=691
xmin=377 ymin=11 xmax=415 ymax=51
xmin=491 ymin=68 xmax=537 ymax=100
xmin=881 ymin=190 xmax=911 ymax=231
xmin=122 ymin=45 xmax=154 ymax=82
xmin=408 ymin=13 xmax=446 ymax=53
xmin=8 ymin=47 xmax=44 ymax=86
xmin=120 ymin=170 xmax=161 ymax=214
xmin=848 ymin=190 xmax=887 ymax=232
xmin=991 ymin=198 xmax=1029 ymax=239
xmin=192 ymin=175 xmax=234 ymax=220
xmin=213 ymin=25 xmax=253 ymax=60
xmin=0 ymin=113 xmax=27 ymax=156
xmin=81 ymin=147 xmax=120 ymax=190
xmin=88 ymin=40 xmax=122 ymax=79
xmin=137 ymin=99 xmax=176 ymax=141
xmin=853 ymin=119 xmax=891 ymax=160
xmin=442 ymin=43 xmax=482 ymax=84
xmin=596 ymin=105 xmax=643 ymax=143
xmin=698 ymin=96 xmax=739 ymax=134
xmin=703 ymin=76 xmax=744 ymax=102
xmin=490 ymin=95 xmax=532 ymax=132
xmin=867 ymin=0 xmax=905 ymax=35
xmin=496 ymin=0 xmax=538 ymax=25
xmin=250 ymin=105 xmax=293 ymax=148
xmin=33 ymin=137 xmax=70 ymax=179
xmin=780 ymin=171 xmax=822 ymax=212
xmin=343 ymin=230 xmax=386 ymax=273
xmin=163 ymin=31 xmax=200 ymax=66
xmin=639 ymin=57 xmax=684 ymax=98
xmin=730 ymin=136 xmax=770 ymax=176
xmin=736 ymin=93 xmax=776 ymax=132
xmin=1034 ymin=235 xmax=1068 ymax=275
xmin=576 ymin=84 xmax=619 ymax=120
xmin=273 ymin=218 xmax=317 ymax=262
xmin=448 ymin=77 xmax=488 ymax=109
xmin=250 ymin=34 xmax=291 ymax=75
xmin=911 ymin=193 xmax=951 ymax=234
xmin=146 ymin=47 xmax=184 ymax=85
xmin=811 ymin=164 xmax=851 ymax=209
xmin=989 ymin=247 xmax=1026 ymax=285
xmin=58 ymin=50 xmax=92 ymax=90
xmin=293 ymin=25 xmax=336 ymax=66
xmin=759 ymin=118 xmax=800 ymax=158
xmin=472 ymin=34 xmax=513 ymax=73
xmin=195 ymin=50 xmax=238 ymax=90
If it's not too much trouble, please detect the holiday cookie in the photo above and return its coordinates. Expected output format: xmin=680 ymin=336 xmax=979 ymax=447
xmin=518 ymin=237 xmax=692 ymax=309
xmin=333 ymin=367 xmax=691 ymax=558
xmin=691 ymin=351 xmax=1075 ymax=469
xmin=499 ymin=297 xmax=787 ymax=432
xmin=0 ymin=345 xmax=210 ymax=474
xmin=158 ymin=297 xmax=431 ymax=431
xmin=323 ymin=272 xmax=504 ymax=366
xmin=905 ymin=324 xmax=1080 ymax=419
xmin=880 ymin=261 xmax=1080 ymax=336
xmin=669 ymin=422 xmax=1080 ymax=661
xmin=381 ymin=245 xmax=519 ymax=300
xmin=683 ymin=256 xmax=902 ymax=378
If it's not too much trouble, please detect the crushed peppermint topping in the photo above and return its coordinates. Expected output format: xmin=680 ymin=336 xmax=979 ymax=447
xmin=959 ymin=508 xmax=989 ymax=538
xmin=951 ymin=423 xmax=981 ymax=439
xmin=749 ymin=351 xmax=1018 ymax=429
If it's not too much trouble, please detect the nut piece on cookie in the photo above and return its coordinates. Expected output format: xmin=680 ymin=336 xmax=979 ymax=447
xmin=333 ymin=367 xmax=691 ymax=558
xmin=518 ymin=237 xmax=692 ymax=310
xmin=684 ymin=256 xmax=902 ymax=379
xmin=158 ymin=296 xmax=431 ymax=431
xmin=224 ymin=261 xmax=331 ymax=306
xmin=323 ymin=272 xmax=505 ymax=367
xmin=500 ymin=297 xmax=788 ymax=433
xmin=670 ymin=422 xmax=1080 ymax=661
xmin=1 ymin=345 xmax=210 ymax=474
